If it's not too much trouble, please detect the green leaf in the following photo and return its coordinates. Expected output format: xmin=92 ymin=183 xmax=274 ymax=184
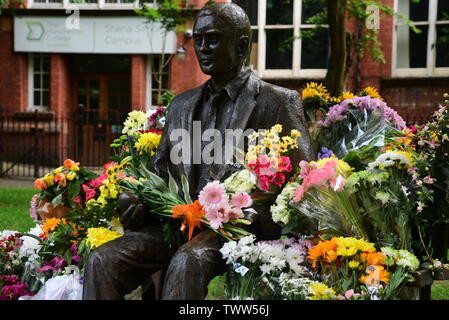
xmin=68 ymin=180 xmax=81 ymax=199
xmin=52 ymin=193 xmax=63 ymax=207
xmin=181 ymin=175 xmax=192 ymax=204
xmin=168 ymin=170 xmax=179 ymax=195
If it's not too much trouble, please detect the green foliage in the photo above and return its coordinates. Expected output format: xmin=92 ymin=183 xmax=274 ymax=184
xmin=134 ymin=0 xmax=193 ymax=32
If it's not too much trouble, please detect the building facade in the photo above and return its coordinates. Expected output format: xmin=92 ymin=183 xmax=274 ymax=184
xmin=0 ymin=0 xmax=448 ymax=174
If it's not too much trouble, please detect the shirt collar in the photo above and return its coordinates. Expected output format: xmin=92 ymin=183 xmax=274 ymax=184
xmin=205 ymin=70 xmax=251 ymax=102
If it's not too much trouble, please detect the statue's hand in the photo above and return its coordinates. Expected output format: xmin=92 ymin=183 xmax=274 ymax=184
xmin=117 ymin=191 xmax=145 ymax=232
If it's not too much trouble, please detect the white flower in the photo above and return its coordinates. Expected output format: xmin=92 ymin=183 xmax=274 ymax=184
xmin=396 ymin=250 xmax=420 ymax=271
xmin=223 ymin=170 xmax=256 ymax=193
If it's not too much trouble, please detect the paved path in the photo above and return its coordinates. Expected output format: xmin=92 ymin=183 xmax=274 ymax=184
xmin=0 ymin=178 xmax=34 ymax=188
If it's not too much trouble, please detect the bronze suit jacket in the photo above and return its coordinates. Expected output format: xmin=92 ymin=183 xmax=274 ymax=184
xmin=152 ymin=71 xmax=314 ymax=201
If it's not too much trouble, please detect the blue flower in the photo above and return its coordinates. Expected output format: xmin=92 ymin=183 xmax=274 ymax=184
xmin=317 ymin=147 xmax=334 ymax=160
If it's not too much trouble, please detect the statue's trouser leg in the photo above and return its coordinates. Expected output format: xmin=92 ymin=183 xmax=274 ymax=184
xmin=161 ymin=230 xmax=226 ymax=300
xmin=83 ymin=229 xmax=173 ymax=300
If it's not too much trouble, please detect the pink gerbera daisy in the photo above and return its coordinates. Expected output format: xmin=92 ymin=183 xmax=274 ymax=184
xmin=199 ymin=181 xmax=228 ymax=211
xmin=231 ymin=192 xmax=253 ymax=209
xmin=206 ymin=203 xmax=231 ymax=229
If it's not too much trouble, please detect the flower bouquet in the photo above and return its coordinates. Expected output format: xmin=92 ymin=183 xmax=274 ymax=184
xmin=317 ymin=96 xmax=406 ymax=166
xmin=216 ymin=236 xmax=315 ymax=300
xmin=33 ymin=159 xmax=98 ymax=221
xmin=110 ymin=110 xmax=163 ymax=169
xmin=120 ymin=164 xmax=254 ymax=247
xmin=306 ymin=237 xmax=420 ymax=300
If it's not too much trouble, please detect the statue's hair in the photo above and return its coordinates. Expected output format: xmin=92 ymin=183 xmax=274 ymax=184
xmin=196 ymin=2 xmax=252 ymax=65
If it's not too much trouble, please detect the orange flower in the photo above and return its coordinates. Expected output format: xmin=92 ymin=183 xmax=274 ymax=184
xmin=34 ymin=178 xmax=46 ymax=190
xmin=41 ymin=217 xmax=67 ymax=238
xmin=360 ymin=251 xmax=385 ymax=266
xmin=172 ymin=200 xmax=206 ymax=241
xmin=64 ymin=158 xmax=80 ymax=170
xmin=55 ymin=173 xmax=67 ymax=187
xmin=360 ymin=265 xmax=389 ymax=286
xmin=307 ymin=238 xmax=339 ymax=268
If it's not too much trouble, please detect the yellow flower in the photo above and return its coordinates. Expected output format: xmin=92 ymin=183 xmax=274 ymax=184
xmin=97 ymin=196 xmax=108 ymax=206
xmin=43 ymin=174 xmax=55 ymax=187
xmin=361 ymin=86 xmax=383 ymax=101
xmin=109 ymin=185 xmax=119 ymax=199
xmin=271 ymin=124 xmax=283 ymax=133
xmin=71 ymin=165 xmax=80 ymax=172
xmin=309 ymin=282 xmax=336 ymax=300
xmin=135 ymin=132 xmax=162 ymax=155
xmin=349 ymin=260 xmax=360 ymax=269
xmin=338 ymin=91 xmax=356 ymax=102
xmin=335 ymin=237 xmax=376 ymax=254
xmin=54 ymin=166 xmax=64 ymax=174
xmin=66 ymin=171 xmax=77 ymax=181
xmin=302 ymin=82 xmax=330 ymax=101
xmin=290 ymin=129 xmax=301 ymax=138
xmin=86 ymin=227 xmax=123 ymax=249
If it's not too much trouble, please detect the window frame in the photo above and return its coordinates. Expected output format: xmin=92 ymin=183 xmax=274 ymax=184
xmin=28 ymin=53 xmax=51 ymax=111
xmin=146 ymin=54 xmax=170 ymax=110
xmin=392 ymin=0 xmax=449 ymax=77
xmin=231 ymin=0 xmax=328 ymax=79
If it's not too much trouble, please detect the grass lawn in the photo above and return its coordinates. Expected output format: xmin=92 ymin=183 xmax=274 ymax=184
xmin=432 ymin=280 xmax=449 ymax=300
xmin=0 ymin=186 xmax=38 ymax=232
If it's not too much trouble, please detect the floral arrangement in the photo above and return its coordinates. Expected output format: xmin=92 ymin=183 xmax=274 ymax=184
xmin=110 ymin=110 xmax=164 ymax=169
xmin=120 ymin=166 xmax=254 ymax=245
xmin=33 ymin=159 xmax=98 ymax=209
xmin=218 ymin=236 xmax=315 ymax=300
xmin=307 ymin=237 xmax=419 ymax=300
xmin=246 ymin=124 xmax=301 ymax=192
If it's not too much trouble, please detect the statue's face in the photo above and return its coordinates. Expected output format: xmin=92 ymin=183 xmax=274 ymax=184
xmin=193 ymin=14 xmax=240 ymax=76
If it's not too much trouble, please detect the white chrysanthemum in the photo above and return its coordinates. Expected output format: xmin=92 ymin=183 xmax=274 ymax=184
xmin=19 ymin=224 xmax=42 ymax=258
xmin=396 ymin=250 xmax=420 ymax=271
xmin=368 ymin=151 xmax=413 ymax=170
xmin=223 ymin=170 xmax=256 ymax=193
xmin=271 ymin=182 xmax=299 ymax=224
xmin=122 ymin=110 xmax=147 ymax=135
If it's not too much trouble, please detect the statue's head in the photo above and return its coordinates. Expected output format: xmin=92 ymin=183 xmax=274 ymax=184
xmin=193 ymin=2 xmax=251 ymax=77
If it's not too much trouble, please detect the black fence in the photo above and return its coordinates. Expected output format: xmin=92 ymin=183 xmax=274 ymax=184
xmin=0 ymin=110 xmax=122 ymax=178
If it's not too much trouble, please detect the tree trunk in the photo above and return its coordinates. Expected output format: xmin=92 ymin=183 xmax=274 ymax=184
xmin=324 ymin=0 xmax=348 ymax=97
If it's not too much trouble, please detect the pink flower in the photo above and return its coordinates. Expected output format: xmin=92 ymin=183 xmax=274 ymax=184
xmin=206 ymin=203 xmax=231 ymax=229
xmin=278 ymin=156 xmax=292 ymax=172
xmin=271 ymin=172 xmax=286 ymax=187
xmin=228 ymin=207 xmax=244 ymax=220
xmin=258 ymin=175 xmax=270 ymax=191
xmin=299 ymin=160 xmax=311 ymax=179
xmin=423 ymin=176 xmax=436 ymax=184
xmin=199 ymin=181 xmax=228 ymax=210
xmin=87 ymin=173 xmax=107 ymax=189
xmin=293 ymin=160 xmax=338 ymax=202
xmin=331 ymin=175 xmax=346 ymax=191
xmin=231 ymin=192 xmax=252 ymax=209
xmin=344 ymin=289 xmax=355 ymax=299
xmin=82 ymin=184 xmax=97 ymax=202
xmin=72 ymin=195 xmax=82 ymax=204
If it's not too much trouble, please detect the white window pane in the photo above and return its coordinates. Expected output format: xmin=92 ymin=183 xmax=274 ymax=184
xmin=266 ymin=0 xmax=293 ymax=25
xmin=396 ymin=25 xmax=428 ymax=68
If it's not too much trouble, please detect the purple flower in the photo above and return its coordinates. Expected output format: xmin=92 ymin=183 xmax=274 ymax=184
xmin=70 ymin=243 xmax=78 ymax=256
xmin=126 ymin=136 xmax=134 ymax=141
xmin=1 ymin=282 xmax=34 ymax=300
xmin=37 ymin=256 xmax=67 ymax=273
xmin=319 ymin=96 xmax=406 ymax=129
xmin=72 ymin=255 xmax=82 ymax=264
xmin=318 ymin=147 xmax=335 ymax=160
xmin=29 ymin=194 xmax=41 ymax=221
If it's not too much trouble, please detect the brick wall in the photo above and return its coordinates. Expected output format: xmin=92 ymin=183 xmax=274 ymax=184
xmin=0 ymin=16 xmax=28 ymax=113
xmin=131 ymin=54 xmax=147 ymax=111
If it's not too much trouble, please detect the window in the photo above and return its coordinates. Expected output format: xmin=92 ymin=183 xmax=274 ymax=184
xmin=394 ymin=0 xmax=449 ymax=77
xmin=29 ymin=53 xmax=50 ymax=111
xmin=147 ymin=55 xmax=170 ymax=108
xmin=232 ymin=0 xmax=329 ymax=79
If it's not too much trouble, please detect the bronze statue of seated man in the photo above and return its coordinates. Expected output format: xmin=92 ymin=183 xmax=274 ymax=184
xmin=82 ymin=2 xmax=314 ymax=300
